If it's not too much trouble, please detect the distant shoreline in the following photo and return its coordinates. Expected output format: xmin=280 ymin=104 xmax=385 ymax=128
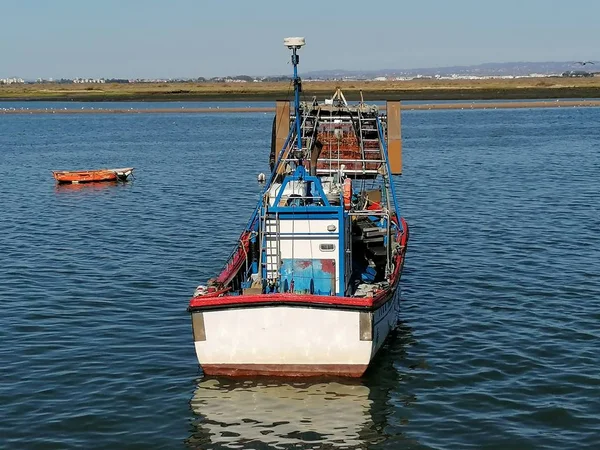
xmin=2 ymin=78 xmax=600 ymax=102
xmin=2 ymin=100 xmax=600 ymax=114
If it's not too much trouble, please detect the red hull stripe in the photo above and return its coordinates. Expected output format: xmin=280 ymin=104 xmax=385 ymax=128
xmin=201 ymin=363 xmax=368 ymax=378
xmin=189 ymin=289 xmax=393 ymax=310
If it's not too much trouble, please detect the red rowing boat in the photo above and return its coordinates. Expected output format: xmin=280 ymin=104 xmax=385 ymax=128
xmin=51 ymin=167 xmax=134 ymax=184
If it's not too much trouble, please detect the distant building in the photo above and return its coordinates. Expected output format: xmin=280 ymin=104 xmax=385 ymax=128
xmin=0 ymin=77 xmax=25 ymax=84
xmin=73 ymin=78 xmax=106 ymax=83
xmin=562 ymin=70 xmax=593 ymax=78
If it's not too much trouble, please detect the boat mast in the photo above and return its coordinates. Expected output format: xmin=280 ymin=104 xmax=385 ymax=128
xmin=284 ymin=37 xmax=305 ymax=160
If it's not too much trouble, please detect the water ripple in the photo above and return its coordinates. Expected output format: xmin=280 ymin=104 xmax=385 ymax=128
xmin=1 ymin=107 xmax=600 ymax=448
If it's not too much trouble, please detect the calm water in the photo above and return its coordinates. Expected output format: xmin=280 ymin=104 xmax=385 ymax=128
xmin=0 ymin=100 xmax=276 ymax=111
xmin=2 ymin=98 xmax=594 ymax=112
xmin=1 ymin=105 xmax=599 ymax=449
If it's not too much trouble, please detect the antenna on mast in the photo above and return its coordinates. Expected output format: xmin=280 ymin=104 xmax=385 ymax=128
xmin=284 ymin=37 xmax=305 ymax=158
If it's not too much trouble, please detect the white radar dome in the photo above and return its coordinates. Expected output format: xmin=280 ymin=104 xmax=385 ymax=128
xmin=284 ymin=37 xmax=305 ymax=48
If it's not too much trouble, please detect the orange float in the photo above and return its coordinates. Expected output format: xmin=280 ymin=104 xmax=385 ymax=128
xmin=343 ymin=178 xmax=352 ymax=210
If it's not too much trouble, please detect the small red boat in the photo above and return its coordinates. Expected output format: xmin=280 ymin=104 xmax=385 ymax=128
xmin=52 ymin=167 xmax=134 ymax=184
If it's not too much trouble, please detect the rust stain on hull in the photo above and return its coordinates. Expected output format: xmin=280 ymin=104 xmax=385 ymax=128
xmin=201 ymin=363 xmax=369 ymax=378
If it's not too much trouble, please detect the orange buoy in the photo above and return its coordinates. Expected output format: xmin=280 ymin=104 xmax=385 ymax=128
xmin=343 ymin=178 xmax=352 ymax=210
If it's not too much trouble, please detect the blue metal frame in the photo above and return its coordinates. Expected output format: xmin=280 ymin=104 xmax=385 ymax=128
xmin=291 ymin=46 xmax=302 ymax=154
xmin=243 ymin=45 xmax=305 ymax=234
xmin=252 ymin=42 xmax=355 ymax=296
xmin=265 ymin=166 xmax=346 ymax=295
xmin=243 ymin=123 xmax=295 ymax=232
xmin=337 ymin=208 xmax=347 ymax=296
xmin=269 ymin=166 xmax=335 ymax=212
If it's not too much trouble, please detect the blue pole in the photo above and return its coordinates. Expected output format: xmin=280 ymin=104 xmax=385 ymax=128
xmin=243 ymin=42 xmax=305 ymax=235
xmin=292 ymin=47 xmax=302 ymax=154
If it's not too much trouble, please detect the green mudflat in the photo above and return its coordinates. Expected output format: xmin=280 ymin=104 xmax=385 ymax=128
xmin=2 ymin=78 xmax=600 ymax=102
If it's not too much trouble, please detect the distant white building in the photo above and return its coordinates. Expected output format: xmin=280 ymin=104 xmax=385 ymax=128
xmin=73 ymin=78 xmax=106 ymax=84
xmin=0 ymin=77 xmax=25 ymax=84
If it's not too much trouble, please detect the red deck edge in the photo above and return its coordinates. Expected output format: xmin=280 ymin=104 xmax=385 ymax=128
xmin=201 ymin=363 xmax=368 ymax=378
xmin=190 ymin=218 xmax=408 ymax=311
xmin=189 ymin=290 xmax=392 ymax=310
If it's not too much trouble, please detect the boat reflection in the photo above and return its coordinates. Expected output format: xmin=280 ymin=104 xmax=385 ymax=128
xmin=54 ymin=180 xmax=132 ymax=194
xmin=187 ymin=323 xmax=417 ymax=449
xmin=188 ymin=379 xmax=373 ymax=449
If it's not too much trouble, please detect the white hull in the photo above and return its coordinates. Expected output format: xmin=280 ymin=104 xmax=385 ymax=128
xmin=191 ymin=289 xmax=401 ymax=377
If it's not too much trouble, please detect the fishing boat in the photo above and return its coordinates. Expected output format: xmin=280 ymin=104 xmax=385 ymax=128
xmin=52 ymin=167 xmax=134 ymax=184
xmin=188 ymin=37 xmax=409 ymax=377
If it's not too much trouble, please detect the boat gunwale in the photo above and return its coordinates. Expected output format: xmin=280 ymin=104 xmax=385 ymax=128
xmin=188 ymin=289 xmax=397 ymax=313
xmin=51 ymin=167 xmax=134 ymax=175
xmin=51 ymin=167 xmax=134 ymax=183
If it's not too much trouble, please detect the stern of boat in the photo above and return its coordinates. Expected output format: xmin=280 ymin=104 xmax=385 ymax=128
xmin=189 ymin=287 xmax=402 ymax=377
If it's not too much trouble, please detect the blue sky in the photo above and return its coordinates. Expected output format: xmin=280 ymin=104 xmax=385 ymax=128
xmin=0 ymin=0 xmax=598 ymax=79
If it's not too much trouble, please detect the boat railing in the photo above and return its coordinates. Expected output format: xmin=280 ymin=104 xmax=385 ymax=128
xmin=349 ymin=210 xmax=390 ymax=218
xmin=316 ymin=168 xmax=381 ymax=175
xmin=270 ymin=194 xmax=334 ymax=207
xmin=315 ymin=158 xmax=386 ymax=164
